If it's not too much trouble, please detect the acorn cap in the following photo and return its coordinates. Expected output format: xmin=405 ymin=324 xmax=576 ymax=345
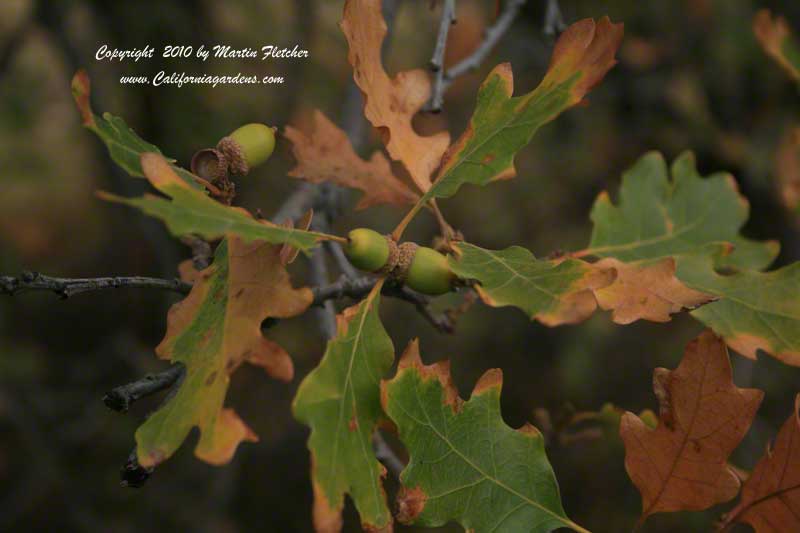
xmin=190 ymin=148 xmax=228 ymax=182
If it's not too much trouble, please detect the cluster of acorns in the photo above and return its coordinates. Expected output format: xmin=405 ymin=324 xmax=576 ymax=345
xmin=194 ymin=124 xmax=454 ymax=296
xmin=344 ymin=228 xmax=454 ymax=295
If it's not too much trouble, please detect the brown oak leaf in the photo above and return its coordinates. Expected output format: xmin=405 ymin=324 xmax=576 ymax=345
xmin=620 ymin=331 xmax=763 ymax=524
xmin=340 ymin=0 xmax=450 ymax=192
xmin=593 ymin=257 xmax=714 ymax=324
xmin=284 ymin=110 xmax=418 ymax=209
xmin=720 ymin=395 xmax=800 ymax=532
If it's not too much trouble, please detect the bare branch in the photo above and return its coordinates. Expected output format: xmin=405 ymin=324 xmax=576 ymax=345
xmin=426 ymin=0 xmax=527 ymax=112
xmin=428 ymin=0 xmax=457 ymax=112
xmin=373 ymin=431 xmax=406 ymax=476
xmin=103 ymin=364 xmax=186 ymax=413
xmin=1 ymin=272 xmax=191 ymax=299
xmin=543 ymin=0 xmax=566 ymax=38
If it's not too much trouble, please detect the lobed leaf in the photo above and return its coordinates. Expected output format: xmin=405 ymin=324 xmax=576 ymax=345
xmin=593 ymin=257 xmax=712 ymax=324
xmin=620 ymin=331 xmax=763 ymax=524
xmin=679 ymin=255 xmax=800 ymax=365
xmin=71 ymin=69 xmax=202 ymax=188
xmin=284 ymin=110 xmax=418 ymax=209
xmin=587 ymin=151 xmax=777 ymax=270
xmin=754 ymin=10 xmax=800 ymax=83
xmin=582 ymin=151 xmax=800 ymax=362
xmin=136 ymin=237 xmax=313 ymax=467
xmin=382 ymin=340 xmax=587 ymax=533
xmin=340 ymin=0 xmax=450 ymax=192
xmin=448 ymin=242 xmax=614 ymax=326
xmin=424 ymin=17 xmax=623 ymax=201
xmin=720 ymin=395 xmax=800 ymax=532
xmin=100 ymin=153 xmax=330 ymax=254
xmin=292 ymin=284 xmax=394 ymax=532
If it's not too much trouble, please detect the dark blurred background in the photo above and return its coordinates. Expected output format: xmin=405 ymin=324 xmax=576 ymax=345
xmin=2 ymin=0 xmax=800 ymax=531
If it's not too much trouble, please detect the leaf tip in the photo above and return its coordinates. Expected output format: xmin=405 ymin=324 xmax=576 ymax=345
xmin=71 ymin=69 xmax=95 ymax=127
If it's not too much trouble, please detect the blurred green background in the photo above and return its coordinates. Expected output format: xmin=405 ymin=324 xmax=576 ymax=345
xmin=1 ymin=0 xmax=800 ymax=531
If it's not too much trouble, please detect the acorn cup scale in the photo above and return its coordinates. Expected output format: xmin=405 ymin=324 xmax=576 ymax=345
xmin=191 ymin=123 xmax=276 ymax=181
xmin=219 ymin=123 xmax=276 ymax=175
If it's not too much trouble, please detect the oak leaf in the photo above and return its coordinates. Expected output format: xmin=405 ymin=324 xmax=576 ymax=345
xmin=99 ymin=153 xmax=330 ymax=254
xmin=340 ymin=0 xmax=450 ymax=192
xmin=71 ymin=70 xmax=202 ymax=188
xmin=593 ymin=257 xmax=713 ymax=324
xmin=382 ymin=340 xmax=588 ymax=533
xmin=620 ymin=331 xmax=763 ymax=524
xmin=448 ymin=242 xmax=614 ymax=326
xmin=425 ymin=17 xmax=623 ymax=200
xmin=720 ymin=395 xmax=800 ymax=532
xmin=135 ymin=237 xmax=313 ymax=467
xmin=754 ymin=10 xmax=800 ymax=83
xmin=292 ymin=283 xmax=394 ymax=532
xmin=284 ymin=110 xmax=418 ymax=209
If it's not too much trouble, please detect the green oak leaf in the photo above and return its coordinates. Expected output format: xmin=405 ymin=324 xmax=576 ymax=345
xmin=586 ymin=151 xmax=800 ymax=363
xmin=71 ymin=69 xmax=201 ymax=188
xmin=100 ymin=153 xmax=330 ymax=254
xmin=137 ymin=237 xmax=313 ymax=467
xmin=678 ymin=254 xmax=800 ymax=365
xmin=425 ymin=17 xmax=622 ymax=201
xmin=587 ymin=151 xmax=778 ymax=270
xmin=448 ymin=242 xmax=614 ymax=326
xmin=292 ymin=283 xmax=394 ymax=532
xmin=382 ymin=340 xmax=588 ymax=533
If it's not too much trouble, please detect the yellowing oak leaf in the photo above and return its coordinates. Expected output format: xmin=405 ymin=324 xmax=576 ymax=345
xmin=71 ymin=70 xmax=202 ymax=188
xmin=135 ymin=237 xmax=313 ymax=467
xmin=593 ymin=257 xmax=713 ymax=324
xmin=448 ymin=242 xmax=614 ymax=326
xmin=340 ymin=0 xmax=450 ymax=192
xmin=284 ymin=110 xmax=418 ymax=209
xmin=720 ymin=395 xmax=800 ymax=532
xmin=620 ymin=331 xmax=763 ymax=524
xmin=292 ymin=283 xmax=394 ymax=532
xmin=100 ymin=153 xmax=331 ymax=254
xmin=425 ymin=17 xmax=623 ymax=200
xmin=382 ymin=340 xmax=589 ymax=533
xmin=754 ymin=10 xmax=800 ymax=83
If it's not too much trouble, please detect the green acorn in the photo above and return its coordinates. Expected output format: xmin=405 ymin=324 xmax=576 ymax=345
xmin=344 ymin=228 xmax=390 ymax=272
xmin=217 ymin=123 xmax=276 ymax=176
xmin=406 ymin=246 xmax=454 ymax=295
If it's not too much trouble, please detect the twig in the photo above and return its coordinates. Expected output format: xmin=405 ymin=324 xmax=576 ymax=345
xmin=428 ymin=0 xmax=457 ymax=112
xmin=543 ymin=0 xmax=566 ymax=38
xmin=103 ymin=364 xmax=185 ymax=413
xmin=310 ymin=275 xmax=455 ymax=334
xmin=120 ymin=447 xmax=153 ymax=488
xmin=310 ymin=246 xmax=338 ymax=338
xmin=373 ymin=431 xmax=406 ymax=477
xmin=0 ymin=272 xmax=191 ymax=299
xmin=426 ymin=0 xmax=527 ymax=112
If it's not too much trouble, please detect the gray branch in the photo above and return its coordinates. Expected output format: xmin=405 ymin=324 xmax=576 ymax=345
xmin=1 ymin=272 xmax=191 ymax=299
xmin=426 ymin=0 xmax=527 ymax=112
